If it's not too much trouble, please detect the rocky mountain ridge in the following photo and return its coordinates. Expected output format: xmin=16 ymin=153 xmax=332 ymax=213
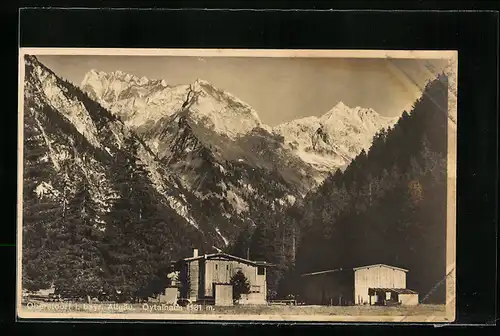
xmin=82 ymin=69 xmax=398 ymax=184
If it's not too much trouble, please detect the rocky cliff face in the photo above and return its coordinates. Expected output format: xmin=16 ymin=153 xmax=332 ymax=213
xmin=23 ymin=55 xmax=210 ymax=249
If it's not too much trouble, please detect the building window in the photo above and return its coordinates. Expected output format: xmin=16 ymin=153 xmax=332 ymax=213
xmin=257 ymin=266 xmax=265 ymax=275
xmin=226 ymin=265 xmax=229 ymax=270
xmin=215 ymin=264 xmax=218 ymax=270
xmin=251 ymin=285 xmax=260 ymax=293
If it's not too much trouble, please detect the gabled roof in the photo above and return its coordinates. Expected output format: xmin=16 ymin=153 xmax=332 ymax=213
xmin=181 ymin=252 xmax=275 ymax=267
xmin=301 ymin=263 xmax=408 ymax=276
xmin=353 ymin=264 xmax=408 ymax=272
xmin=369 ymin=288 xmax=418 ymax=295
xmin=301 ymin=268 xmax=348 ymax=277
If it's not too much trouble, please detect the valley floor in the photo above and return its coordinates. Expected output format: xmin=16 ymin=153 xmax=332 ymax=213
xmin=19 ymin=302 xmax=449 ymax=322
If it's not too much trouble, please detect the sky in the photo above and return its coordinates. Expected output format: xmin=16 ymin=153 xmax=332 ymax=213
xmin=36 ymin=55 xmax=449 ymax=126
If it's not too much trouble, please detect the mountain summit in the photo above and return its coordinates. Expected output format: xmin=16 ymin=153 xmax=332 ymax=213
xmin=272 ymin=102 xmax=398 ymax=181
xmin=81 ymin=71 xmax=265 ymax=139
xmin=177 ymin=77 xmax=265 ymax=139
xmin=81 ymin=69 xmax=187 ymax=129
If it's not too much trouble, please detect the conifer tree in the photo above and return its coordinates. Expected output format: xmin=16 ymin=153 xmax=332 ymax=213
xmin=54 ymin=178 xmax=105 ymax=298
xmin=230 ymin=270 xmax=250 ymax=302
xmin=22 ymin=110 xmax=62 ymax=291
xmin=103 ymin=135 xmax=185 ymax=299
xmin=231 ymin=224 xmax=252 ymax=259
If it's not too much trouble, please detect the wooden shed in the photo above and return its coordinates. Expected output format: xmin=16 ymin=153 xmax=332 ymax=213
xmin=301 ymin=268 xmax=354 ymax=305
xmin=301 ymin=263 xmax=419 ymax=306
xmin=353 ymin=264 xmax=408 ymax=305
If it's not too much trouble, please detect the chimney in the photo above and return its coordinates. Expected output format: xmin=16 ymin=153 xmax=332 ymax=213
xmin=193 ymin=249 xmax=198 ymax=258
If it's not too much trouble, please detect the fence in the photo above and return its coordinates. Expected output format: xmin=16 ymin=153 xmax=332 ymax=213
xmin=268 ymin=299 xmax=297 ymax=306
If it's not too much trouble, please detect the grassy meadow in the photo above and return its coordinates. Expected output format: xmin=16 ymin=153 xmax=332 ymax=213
xmin=19 ymin=301 xmax=448 ymax=322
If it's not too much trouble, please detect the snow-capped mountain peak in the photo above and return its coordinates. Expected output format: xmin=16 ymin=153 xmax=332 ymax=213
xmin=82 ymin=70 xmax=264 ymax=140
xmin=273 ymin=102 xmax=399 ymax=182
xmin=322 ymin=101 xmax=376 ymax=120
xmin=334 ymin=101 xmax=347 ymax=109
xmin=81 ymin=69 xmax=189 ymax=128
xmin=180 ymin=78 xmax=264 ymax=139
xmin=82 ymin=69 xmax=165 ymax=88
xmin=322 ymin=101 xmax=396 ymax=136
xmin=192 ymin=78 xmax=212 ymax=87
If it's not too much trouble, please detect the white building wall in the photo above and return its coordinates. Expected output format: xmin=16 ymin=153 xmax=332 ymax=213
xmin=203 ymin=258 xmax=267 ymax=303
xmin=354 ymin=266 xmax=407 ymax=305
xmin=398 ymin=293 xmax=419 ymax=306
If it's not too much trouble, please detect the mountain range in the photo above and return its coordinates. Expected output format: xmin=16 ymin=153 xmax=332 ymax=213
xmin=81 ymin=69 xmax=398 ymax=183
xmin=22 ymin=55 xmax=399 ymax=253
